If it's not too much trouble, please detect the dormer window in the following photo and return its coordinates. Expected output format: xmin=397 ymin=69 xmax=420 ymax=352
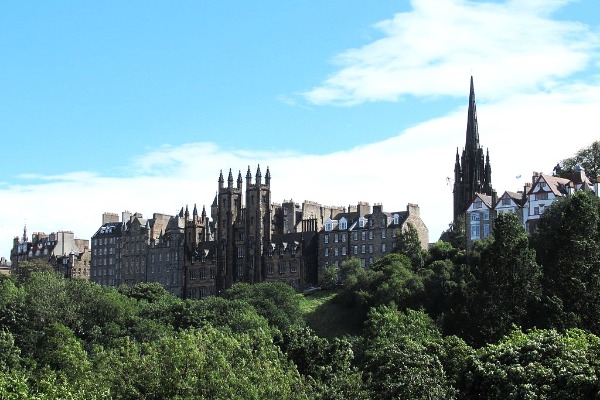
xmin=339 ymin=217 xmax=347 ymax=230
xmin=325 ymin=219 xmax=333 ymax=232
xmin=358 ymin=217 xmax=366 ymax=228
xmin=393 ymin=214 xmax=399 ymax=225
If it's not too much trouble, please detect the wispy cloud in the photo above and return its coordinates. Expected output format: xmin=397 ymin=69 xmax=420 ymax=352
xmin=2 ymin=0 xmax=600 ymax=258
xmin=302 ymin=0 xmax=599 ymax=105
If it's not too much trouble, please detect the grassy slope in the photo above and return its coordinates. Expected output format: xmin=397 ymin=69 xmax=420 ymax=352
xmin=298 ymin=289 xmax=364 ymax=339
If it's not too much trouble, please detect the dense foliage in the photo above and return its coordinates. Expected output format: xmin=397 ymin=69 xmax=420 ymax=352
xmin=2 ymin=191 xmax=600 ymax=398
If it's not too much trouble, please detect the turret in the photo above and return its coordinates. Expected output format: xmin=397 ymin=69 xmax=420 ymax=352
xmin=256 ymin=165 xmax=262 ymax=185
xmin=227 ymin=169 xmax=234 ymax=188
xmin=218 ymin=170 xmax=224 ymax=190
xmin=237 ymin=170 xmax=243 ymax=190
xmin=265 ymin=166 xmax=271 ymax=187
xmin=246 ymin=165 xmax=252 ymax=187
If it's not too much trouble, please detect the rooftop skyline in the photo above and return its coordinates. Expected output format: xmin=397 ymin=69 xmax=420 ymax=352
xmin=1 ymin=0 xmax=600 ymax=256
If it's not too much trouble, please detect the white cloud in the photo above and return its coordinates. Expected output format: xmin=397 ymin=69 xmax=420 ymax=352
xmin=2 ymin=78 xmax=600 ymax=257
xmin=302 ymin=0 xmax=598 ymax=105
xmin=2 ymin=0 xmax=600 ymax=260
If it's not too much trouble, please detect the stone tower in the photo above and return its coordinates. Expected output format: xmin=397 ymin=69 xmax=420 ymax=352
xmin=216 ymin=169 xmax=243 ymax=292
xmin=453 ymin=76 xmax=493 ymax=220
xmin=244 ymin=165 xmax=272 ymax=283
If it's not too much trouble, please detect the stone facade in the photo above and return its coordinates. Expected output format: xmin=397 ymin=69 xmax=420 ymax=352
xmin=10 ymin=228 xmax=90 ymax=279
xmin=317 ymin=203 xmax=429 ymax=283
xmin=88 ymin=166 xmax=427 ymax=298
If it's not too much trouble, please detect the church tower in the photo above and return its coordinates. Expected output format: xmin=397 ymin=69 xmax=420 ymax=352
xmin=245 ymin=165 xmax=272 ymax=283
xmin=453 ymin=76 xmax=493 ymax=220
xmin=216 ymin=169 xmax=243 ymax=292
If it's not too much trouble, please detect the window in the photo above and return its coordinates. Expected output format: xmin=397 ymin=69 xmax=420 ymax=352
xmin=471 ymin=225 xmax=479 ymax=239
xmin=353 ymin=232 xmax=358 ymax=241
xmin=359 ymin=218 xmax=366 ymax=228
xmin=534 ymin=207 xmax=540 ymax=215
xmin=361 ymin=259 xmax=366 ymax=268
xmin=279 ymin=261 xmax=286 ymax=274
xmin=324 ymin=234 xmax=329 ymax=244
xmin=290 ymin=261 xmax=297 ymax=273
xmin=340 ymin=220 xmax=347 ymax=230
xmin=342 ymin=247 xmax=347 ymax=256
xmin=381 ymin=243 xmax=386 ymax=253
xmin=536 ymin=192 xmax=548 ymax=201
xmin=237 ymin=246 xmax=244 ymax=258
xmin=353 ymin=245 xmax=358 ymax=255
xmin=361 ymin=231 xmax=366 ymax=241
xmin=324 ymin=248 xmax=329 ymax=257
xmin=381 ymin=230 xmax=386 ymax=239
xmin=483 ymin=224 xmax=490 ymax=238
xmin=334 ymin=247 xmax=339 ymax=256
xmin=484 ymin=212 xmax=490 ymax=221
xmin=502 ymin=198 xmax=511 ymax=206
xmin=325 ymin=222 xmax=332 ymax=232
xmin=474 ymin=200 xmax=482 ymax=209
xmin=267 ymin=263 xmax=273 ymax=275
xmin=471 ymin=213 xmax=480 ymax=222
xmin=369 ymin=244 xmax=373 ymax=254
xmin=342 ymin=233 xmax=347 ymax=242
xmin=361 ymin=245 xmax=366 ymax=254
xmin=334 ymin=234 xmax=339 ymax=243
xmin=368 ymin=231 xmax=373 ymax=240
xmin=237 ymin=265 xmax=244 ymax=277
xmin=393 ymin=214 xmax=399 ymax=225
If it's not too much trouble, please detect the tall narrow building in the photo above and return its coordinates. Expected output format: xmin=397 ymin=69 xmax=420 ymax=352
xmin=453 ymin=76 xmax=493 ymax=220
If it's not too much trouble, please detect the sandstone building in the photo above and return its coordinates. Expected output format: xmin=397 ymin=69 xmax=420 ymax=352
xmin=88 ymin=166 xmax=428 ymax=298
xmin=10 ymin=227 xmax=91 ymax=279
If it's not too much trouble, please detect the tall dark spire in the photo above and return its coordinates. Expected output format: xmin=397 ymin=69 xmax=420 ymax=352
xmin=453 ymin=76 xmax=493 ymax=221
xmin=465 ymin=76 xmax=479 ymax=155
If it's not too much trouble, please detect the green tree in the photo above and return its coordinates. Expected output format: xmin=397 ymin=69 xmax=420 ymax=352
xmin=361 ymin=305 xmax=455 ymax=399
xmin=282 ymin=326 xmax=368 ymax=400
xmin=462 ymin=328 xmax=600 ymax=399
xmin=558 ymin=140 xmax=600 ymax=180
xmin=394 ymin=223 xmax=425 ymax=270
xmin=532 ymin=190 xmax=600 ymax=333
xmin=225 ymin=281 xmax=304 ymax=333
xmin=469 ymin=212 xmax=541 ymax=344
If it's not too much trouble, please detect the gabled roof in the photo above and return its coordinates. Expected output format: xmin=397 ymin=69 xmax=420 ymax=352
xmin=468 ymin=193 xmax=493 ymax=209
xmin=496 ymin=191 xmax=525 ymax=207
xmin=529 ymin=174 xmax=570 ymax=197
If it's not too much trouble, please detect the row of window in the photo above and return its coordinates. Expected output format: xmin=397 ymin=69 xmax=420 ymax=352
xmin=324 ymin=229 xmax=394 ymax=244
xmin=324 ymin=243 xmax=389 ymax=257
xmin=324 ymin=215 xmax=401 ymax=232
xmin=470 ymin=224 xmax=491 ymax=240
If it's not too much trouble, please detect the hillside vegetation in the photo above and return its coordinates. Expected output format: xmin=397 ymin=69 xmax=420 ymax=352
xmin=2 ymin=191 xmax=600 ymax=398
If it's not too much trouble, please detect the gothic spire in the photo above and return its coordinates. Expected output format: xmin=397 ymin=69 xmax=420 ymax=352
xmin=256 ymin=164 xmax=262 ymax=184
xmin=265 ymin=166 xmax=271 ymax=186
xmin=465 ymin=76 xmax=480 ymax=154
xmin=227 ymin=168 xmax=233 ymax=188
xmin=237 ymin=170 xmax=243 ymax=189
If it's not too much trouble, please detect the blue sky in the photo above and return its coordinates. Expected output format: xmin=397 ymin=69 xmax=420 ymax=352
xmin=1 ymin=0 xmax=599 ymax=257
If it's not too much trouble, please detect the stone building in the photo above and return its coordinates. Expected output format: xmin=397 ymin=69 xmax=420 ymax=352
xmin=317 ymin=202 xmax=428 ymax=283
xmin=89 ymin=166 xmax=427 ymax=298
xmin=10 ymin=228 xmax=90 ymax=279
